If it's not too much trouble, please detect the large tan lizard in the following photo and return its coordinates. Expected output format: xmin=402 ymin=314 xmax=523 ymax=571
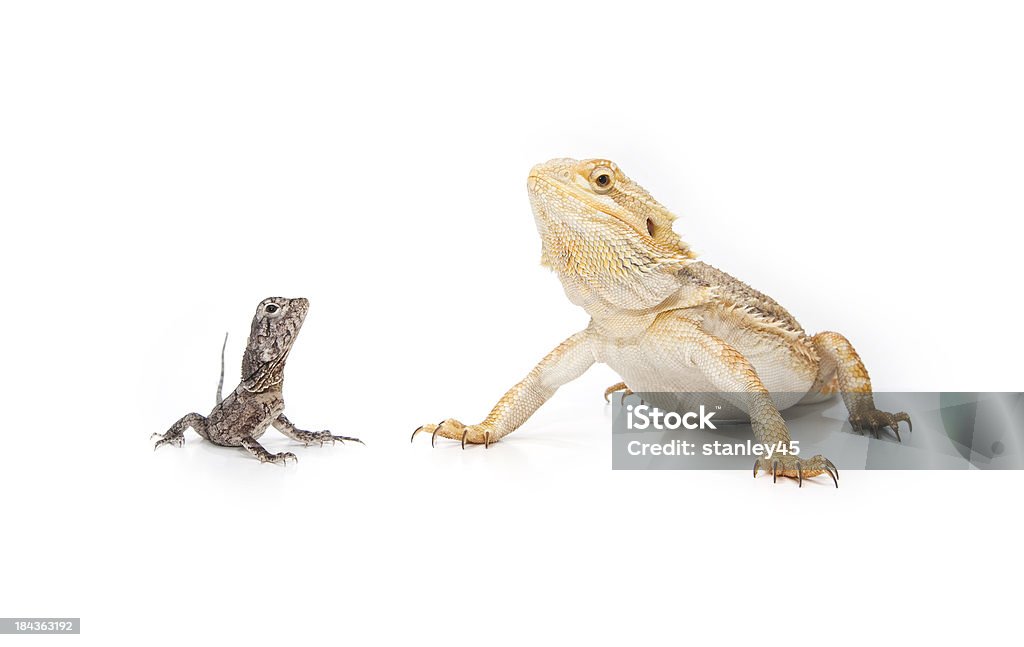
xmin=412 ymin=158 xmax=911 ymax=487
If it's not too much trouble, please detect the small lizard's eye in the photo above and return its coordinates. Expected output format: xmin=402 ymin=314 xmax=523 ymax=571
xmin=589 ymin=167 xmax=616 ymax=194
xmin=646 ymin=218 xmax=656 ymax=237
xmin=265 ymin=304 xmax=280 ymax=314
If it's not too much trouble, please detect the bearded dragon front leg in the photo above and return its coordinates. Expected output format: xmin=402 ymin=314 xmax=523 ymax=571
xmin=272 ymin=413 xmax=363 ymax=446
xmin=651 ymin=315 xmax=838 ymax=487
xmin=811 ymin=332 xmax=911 ymax=441
xmin=412 ymin=330 xmax=595 ymax=448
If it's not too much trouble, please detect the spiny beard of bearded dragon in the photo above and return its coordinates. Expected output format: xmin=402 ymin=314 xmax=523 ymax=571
xmin=528 ymin=158 xmax=694 ymax=313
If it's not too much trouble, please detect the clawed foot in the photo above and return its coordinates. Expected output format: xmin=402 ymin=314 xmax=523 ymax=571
xmin=753 ymin=453 xmax=839 ymax=488
xmin=849 ymin=409 xmax=912 ymax=442
xmin=258 ymin=451 xmax=298 ymax=465
xmin=151 ymin=432 xmax=184 ymax=450
xmin=410 ymin=419 xmax=496 ymax=449
xmin=603 ymin=382 xmax=634 ymax=404
xmin=304 ymin=431 xmax=364 ymax=447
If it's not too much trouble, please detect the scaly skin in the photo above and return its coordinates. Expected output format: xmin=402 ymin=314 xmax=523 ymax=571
xmin=153 ymin=297 xmax=361 ymax=463
xmin=413 ymin=159 xmax=910 ymax=487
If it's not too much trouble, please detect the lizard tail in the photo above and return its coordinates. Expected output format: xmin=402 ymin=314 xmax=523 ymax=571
xmin=216 ymin=332 xmax=228 ymax=405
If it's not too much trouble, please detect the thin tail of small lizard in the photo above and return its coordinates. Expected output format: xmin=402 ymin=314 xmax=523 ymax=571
xmin=216 ymin=332 xmax=228 ymax=405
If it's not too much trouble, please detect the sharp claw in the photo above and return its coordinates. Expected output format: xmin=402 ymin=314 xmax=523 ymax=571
xmin=824 ymin=458 xmax=839 ymax=482
xmin=891 ymin=425 xmax=902 ymax=443
xmin=620 ymin=391 xmax=627 ymax=407
xmin=484 ymin=431 xmax=490 ymax=449
xmin=431 ymin=427 xmax=440 ymax=448
xmin=825 ymin=466 xmax=838 ymax=488
xmin=410 ymin=426 xmax=424 ymax=443
xmin=753 ymin=460 xmax=759 ymax=479
xmin=772 ymin=460 xmax=778 ymax=483
xmin=797 ymin=460 xmax=803 ymax=488
xmin=896 ymin=413 xmax=913 ymax=433
xmin=461 ymin=429 xmax=468 ymax=450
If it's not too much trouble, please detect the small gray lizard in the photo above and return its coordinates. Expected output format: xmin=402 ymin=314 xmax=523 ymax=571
xmin=152 ymin=297 xmax=360 ymax=463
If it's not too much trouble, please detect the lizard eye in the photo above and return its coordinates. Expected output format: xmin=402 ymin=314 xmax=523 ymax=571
xmin=265 ymin=304 xmax=280 ymax=314
xmin=589 ymin=167 xmax=616 ymax=194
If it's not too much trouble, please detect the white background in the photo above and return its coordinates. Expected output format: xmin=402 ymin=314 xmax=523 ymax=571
xmin=2 ymin=1 xmax=1022 ymax=645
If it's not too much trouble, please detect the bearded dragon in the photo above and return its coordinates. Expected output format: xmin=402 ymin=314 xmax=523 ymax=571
xmin=412 ymin=158 xmax=911 ymax=487
xmin=153 ymin=297 xmax=360 ymax=463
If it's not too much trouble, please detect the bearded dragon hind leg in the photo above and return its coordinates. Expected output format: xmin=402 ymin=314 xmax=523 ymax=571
xmin=272 ymin=414 xmax=363 ymax=447
xmin=240 ymin=437 xmax=297 ymax=465
xmin=849 ymin=409 xmax=912 ymax=441
xmin=152 ymin=413 xmax=209 ymax=450
xmin=754 ymin=454 xmax=839 ymax=488
xmin=811 ymin=332 xmax=912 ymax=442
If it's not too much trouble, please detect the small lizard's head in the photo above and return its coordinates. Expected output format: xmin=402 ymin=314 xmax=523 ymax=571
xmin=242 ymin=297 xmax=309 ymax=392
xmin=527 ymin=158 xmax=694 ymax=296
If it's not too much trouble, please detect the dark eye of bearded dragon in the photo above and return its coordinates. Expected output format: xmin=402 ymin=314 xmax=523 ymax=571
xmin=266 ymin=304 xmax=279 ymax=314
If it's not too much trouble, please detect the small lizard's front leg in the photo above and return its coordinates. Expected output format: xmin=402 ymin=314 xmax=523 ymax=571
xmin=239 ymin=436 xmax=297 ymax=465
xmin=272 ymin=413 xmax=362 ymax=446
xmin=412 ymin=330 xmax=595 ymax=448
xmin=152 ymin=413 xmax=209 ymax=450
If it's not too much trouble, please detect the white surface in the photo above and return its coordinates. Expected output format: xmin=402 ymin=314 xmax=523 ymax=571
xmin=1 ymin=1 xmax=1022 ymax=645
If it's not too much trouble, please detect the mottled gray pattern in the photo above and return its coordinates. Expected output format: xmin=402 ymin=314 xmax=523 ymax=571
xmin=153 ymin=297 xmax=360 ymax=464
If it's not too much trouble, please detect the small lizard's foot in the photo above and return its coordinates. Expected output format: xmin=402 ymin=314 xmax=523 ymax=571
xmin=240 ymin=437 xmax=298 ymax=465
xmin=410 ymin=419 xmax=498 ymax=449
xmin=301 ymin=430 xmax=364 ymax=447
xmin=603 ymin=382 xmax=633 ymax=403
xmin=151 ymin=431 xmax=184 ymax=450
xmin=258 ymin=451 xmax=298 ymax=465
xmin=849 ymin=409 xmax=911 ymax=442
xmin=753 ymin=454 xmax=839 ymax=488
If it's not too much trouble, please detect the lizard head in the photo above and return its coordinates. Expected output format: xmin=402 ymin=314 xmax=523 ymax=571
xmin=527 ymin=158 xmax=695 ymax=308
xmin=241 ymin=297 xmax=309 ymax=392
